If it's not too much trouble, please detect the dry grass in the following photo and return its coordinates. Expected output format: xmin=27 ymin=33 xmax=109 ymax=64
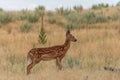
xmin=0 ymin=7 xmax=120 ymax=80
xmin=1 ymin=27 xmax=120 ymax=80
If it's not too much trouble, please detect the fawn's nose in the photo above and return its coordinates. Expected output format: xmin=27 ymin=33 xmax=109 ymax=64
xmin=74 ymin=39 xmax=77 ymax=42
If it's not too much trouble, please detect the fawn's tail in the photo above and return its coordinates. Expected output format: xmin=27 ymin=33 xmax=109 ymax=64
xmin=27 ymin=53 xmax=32 ymax=65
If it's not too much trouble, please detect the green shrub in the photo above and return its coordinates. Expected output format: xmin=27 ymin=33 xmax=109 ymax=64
xmin=47 ymin=11 xmax=54 ymax=17
xmin=19 ymin=13 xmax=28 ymax=20
xmin=65 ymin=11 xmax=109 ymax=29
xmin=65 ymin=22 xmax=74 ymax=30
xmin=19 ymin=12 xmax=39 ymax=23
xmin=92 ymin=5 xmax=99 ymax=9
xmin=91 ymin=3 xmax=109 ymax=10
xmin=48 ymin=17 xmax=56 ymax=24
xmin=110 ymin=14 xmax=119 ymax=21
xmin=75 ymin=58 xmax=80 ymax=66
xmin=0 ymin=12 xmax=13 ymax=24
xmin=27 ymin=14 xmax=39 ymax=23
xmin=67 ymin=57 xmax=73 ymax=68
xmin=56 ymin=7 xmax=71 ymax=16
xmin=56 ymin=7 xmax=64 ymax=15
xmin=81 ymin=12 xmax=96 ymax=24
xmin=47 ymin=12 xmax=56 ymax=24
xmin=73 ymin=5 xmax=83 ymax=12
xmin=65 ymin=12 xmax=96 ymax=29
xmin=95 ymin=13 xmax=108 ymax=22
xmin=19 ymin=9 xmax=29 ymax=20
xmin=19 ymin=23 xmax=32 ymax=32
xmin=65 ymin=13 xmax=83 ymax=29
xmin=63 ymin=8 xmax=71 ymax=16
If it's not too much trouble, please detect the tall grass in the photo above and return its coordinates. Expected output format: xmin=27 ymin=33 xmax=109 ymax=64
xmin=6 ymin=54 xmax=26 ymax=74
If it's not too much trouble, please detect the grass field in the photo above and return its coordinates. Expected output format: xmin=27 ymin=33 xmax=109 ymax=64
xmin=0 ymin=6 xmax=120 ymax=80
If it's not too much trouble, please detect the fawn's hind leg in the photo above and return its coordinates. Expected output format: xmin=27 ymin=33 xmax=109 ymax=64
xmin=27 ymin=58 xmax=41 ymax=75
xmin=56 ymin=57 xmax=62 ymax=70
xmin=27 ymin=62 xmax=34 ymax=75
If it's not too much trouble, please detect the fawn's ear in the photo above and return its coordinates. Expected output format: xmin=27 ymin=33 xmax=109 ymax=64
xmin=66 ymin=30 xmax=70 ymax=36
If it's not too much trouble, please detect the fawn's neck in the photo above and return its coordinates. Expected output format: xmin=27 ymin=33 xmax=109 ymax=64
xmin=63 ymin=38 xmax=70 ymax=51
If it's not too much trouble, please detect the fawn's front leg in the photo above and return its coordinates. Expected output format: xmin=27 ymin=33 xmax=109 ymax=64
xmin=56 ymin=57 xmax=62 ymax=70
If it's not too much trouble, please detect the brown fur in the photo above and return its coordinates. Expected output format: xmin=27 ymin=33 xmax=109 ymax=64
xmin=26 ymin=30 xmax=77 ymax=75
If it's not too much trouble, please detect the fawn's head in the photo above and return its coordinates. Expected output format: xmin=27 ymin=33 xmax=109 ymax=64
xmin=66 ymin=30 xmax=77 ymax=42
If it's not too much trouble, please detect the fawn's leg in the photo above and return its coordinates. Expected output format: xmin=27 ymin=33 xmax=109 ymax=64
xmin=27 ymin=58 xmax=41 ymax=75
xmin=56 ymin=57 xmax=62 ymax=70
xmin=27 ymin=63 xmax=32 ymax=75
xmin=27 ymin=61 xmax=34 ymax=75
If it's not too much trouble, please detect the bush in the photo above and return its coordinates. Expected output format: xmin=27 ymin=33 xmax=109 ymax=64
xmin=19 ymin=12 xmax=39 ymax=23
xmin=56 ymin=7 xmax=64 ymax=15
xmin=27 ymin=14 xmax=39 ymax=23
xmin=19 ymin=23 xmax=32 ymax=32
xmin=0 ymin=12 xmax=13 ymax=24
xmin=73 ymin=5 xmax=83 ymax=12
xmin=48 ymin=17 xmax=56 ymax=24
xmin=67 ymin=57 xmax=81 ymax=68
xmin=56 ymin=7 xmax=71 ymax=16
xmin=109 ymin=14 xmax=119 ymax=21
xmin=65 ymin=13 xmax=79 ymax=29
xmin=63 ymin=8 xmax=72 ymax=16
xmin=47 ymin=11 xmax=54 ymax=17
xmin=91 ymin=3 xmax=109 ymax=10
xmin=65 ymin=12 xmax=96 ymax=29
xmin=66 ymin=12 xmax=96 ymax=24
xmin=65 ymin=12 xmax=109 ymax=29
xmin=65 ymin=22 xmax=74 ymax=30
xmin=95 ymin=13 xmax=108 ymax=22
xmin=19 ymin=13 xmax=28 ymax=20
xmin=47 ymin=12 xmax=57 ymax=24
xmin=19 ymin=9 xmax=29 ymax=20
xmin=75 ymin=58 xmax=80 ymax=66
xmin=67 ymin=57 xmax=73 ymax=68
xmin=81 ymin=12 xmax=96 ymax=24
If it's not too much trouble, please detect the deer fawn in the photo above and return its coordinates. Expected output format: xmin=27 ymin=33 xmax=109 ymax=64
xmin=27 ymin=30 xmax=77 ymax=75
